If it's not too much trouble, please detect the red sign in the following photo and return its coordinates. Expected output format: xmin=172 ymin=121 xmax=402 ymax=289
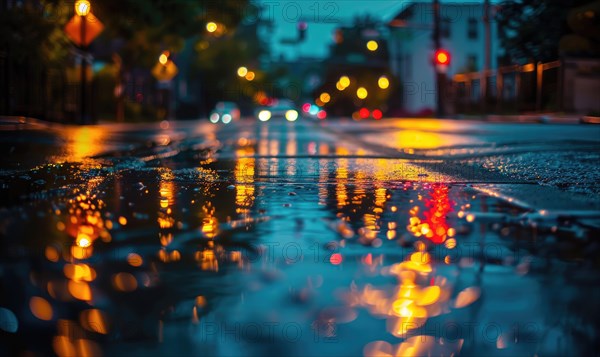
xmin=65 ymin=13 xmax=104 ymax=47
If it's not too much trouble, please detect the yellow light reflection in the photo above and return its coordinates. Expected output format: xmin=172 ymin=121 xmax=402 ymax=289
xmin=80 ymin=309 xmax=109 ymax=334
xmin=395 ymin=130 xmax=442 ymax=149
xmin=63 ymin=126 xmax=107 ymax=162
xmin=64 ymin=263 xmax=96 ymax=282
xmin=127 ymin=253 xmax=143 ymax=267
xmin=112 ymin=272 xmax=138 ymax=292
xmin=201 ymin=216 xmax=219 ymax=239
xmin=30 ymin=297 xmax=53 ymax=320
xmin=68 ymin=280 xmax=92 ymax=301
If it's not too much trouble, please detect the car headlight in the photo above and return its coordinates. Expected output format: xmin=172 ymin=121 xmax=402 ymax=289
xmin=285 ymin=110 xmax=298 ymax=122
xmin=258 ymin=110 xmax=271 ymax=122
xmin=222 ymin=114 xmax=232 ymax=124
xmin=209 ymin=113 xmax=220 ymax=123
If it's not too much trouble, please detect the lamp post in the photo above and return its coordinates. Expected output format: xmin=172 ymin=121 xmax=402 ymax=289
xmin=65 ymin=0 xmax=103 ymax=124
xmin=151 ymin=51 xmax=178 ymax=120
xmin=75 ymin=1 xmax=90 ymax=123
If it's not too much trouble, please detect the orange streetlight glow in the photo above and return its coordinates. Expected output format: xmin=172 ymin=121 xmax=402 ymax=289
xmin=357 ymin=87 xmax=368 ymax=99
xmin=237 ymin=66 xmax=248 ymax=77
xmin=75 ymin=0 xmax=91 ymax=16
xmin=206 ymin=22 xmax=218 ymax=33
xmin=366 ymin=40 xmax=378 ymax=51
xmin=378 ymin=76 xmax=389 ymax=89
xmin=159 ymin=52 xmax=168 ymax=65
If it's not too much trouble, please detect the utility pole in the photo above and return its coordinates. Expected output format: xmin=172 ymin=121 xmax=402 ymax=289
xmin=433 ymin=0 xmax=445 ymax=117
xmin=80 ymin=17 xmax=87 ymax=124
xmin=483 ymin=0 xmax=491 ymax=114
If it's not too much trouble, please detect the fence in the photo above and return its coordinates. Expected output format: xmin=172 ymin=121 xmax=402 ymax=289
xmin=452 ymin=60 xmax=563 ymax=114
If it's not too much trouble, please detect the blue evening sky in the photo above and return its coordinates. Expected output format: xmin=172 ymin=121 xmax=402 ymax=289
xmin=258 ymin=0 xmax=492 ymax=60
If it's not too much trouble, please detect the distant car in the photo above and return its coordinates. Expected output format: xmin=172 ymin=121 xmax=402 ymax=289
xmin=255 ymin=99 xmax=299 ymax=122
xmin=301 ymin=102 xmax=327 ymax=120
xmin=209 ymin=101 xmax=240 ymax=124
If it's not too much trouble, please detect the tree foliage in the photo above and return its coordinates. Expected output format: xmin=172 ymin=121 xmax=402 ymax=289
xmin=496 ymin=0 xmax=593 ymax=63
xmin=191 ymin=3 xmax=270 ymax=112
xmin=560 ymin=1 xmax=600 ymax=57
xmin=0 ymin=2 xmax=71 ymax=66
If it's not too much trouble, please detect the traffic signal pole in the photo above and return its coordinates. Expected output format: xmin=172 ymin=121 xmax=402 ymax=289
xmin=433 ymin=0 xmax=445 ymax=117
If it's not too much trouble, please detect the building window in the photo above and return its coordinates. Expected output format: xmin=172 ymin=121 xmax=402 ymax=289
xmin=468 ymin=54 xmax=478 ymax=71
xmin=441 ymin=17 xmax=451 ymax=38
xmin=467 ymin=17 xmax=478 ymax=40
xmin=468 ymin=18 xmax=478 ymax=40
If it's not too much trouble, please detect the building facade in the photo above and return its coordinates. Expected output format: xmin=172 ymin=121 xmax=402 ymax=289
xmin=388 ymin=2 xmax=501 ymax=115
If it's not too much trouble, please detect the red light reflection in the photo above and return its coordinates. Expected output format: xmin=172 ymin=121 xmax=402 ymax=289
xmin=423 ymin=184 xmax=453 ymax=244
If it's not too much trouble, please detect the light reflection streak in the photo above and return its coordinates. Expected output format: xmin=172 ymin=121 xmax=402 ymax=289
xmin=63 ymin=126 xmax=108 ymax=162
xmin=235 ymin=140 xmax=256 ymax=215
xmin=349 ymin=184 xmax=474 ymax=356
xmin=407 ymin=184 xmax=453 ymax=244
xmin=158 ymin=170 xmax=179 ymax=262
xmin=336 ymin=148 xmax=349 ymax=209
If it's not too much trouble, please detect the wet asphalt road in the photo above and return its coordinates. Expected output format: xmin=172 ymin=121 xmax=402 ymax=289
xmin=1 ymin=117 xmax=600 ymax=356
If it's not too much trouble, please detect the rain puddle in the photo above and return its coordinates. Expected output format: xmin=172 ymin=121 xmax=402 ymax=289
xmin=1 ymin=127 xmax=599 ymax=357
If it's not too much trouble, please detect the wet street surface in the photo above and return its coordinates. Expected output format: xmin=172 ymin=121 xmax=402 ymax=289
xmin=1 ymin=118 xmax=600 ymax=356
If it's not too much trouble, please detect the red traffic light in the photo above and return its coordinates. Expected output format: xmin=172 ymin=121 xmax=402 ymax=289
xmin=434 ymin=49 xmax=450 ymax=65
xmin=298 ymin=21 xmax=307 ymax=41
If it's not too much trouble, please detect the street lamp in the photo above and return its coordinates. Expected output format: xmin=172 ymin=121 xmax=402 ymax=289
xmin=151 ymin=51 xmax=179 ymax=120
xmin=65 ymin=0 xmax=104 ymax=124
xmin=206 ymin=22 xmax=218 ymax=33
xmin=237 ymin=66 xmax=248 ymax=77
xmin=75 ymin=0 xmax=91 ymax=16
xmin=159 ymin=53 xmax=168 ymax=65
xmin=77 ymin=0 xmax=90 ymax=124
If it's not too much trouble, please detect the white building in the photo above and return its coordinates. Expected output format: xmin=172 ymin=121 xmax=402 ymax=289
xmin=387 ymin=2 xmax=501 ymax=114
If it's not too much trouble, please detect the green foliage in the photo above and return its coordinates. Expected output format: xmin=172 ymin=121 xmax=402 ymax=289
xmin=1 ymin=0 xmax=260 ymax=119
xmin=0 ymin=1 xmax=71 ymax=66
xmin=94 ymin=64 xmax=118 ymax=119
xmin=560 ymin=1 xmax=600 ymax=56
xmin=90 ymin=0 xmax=250 ymax=68
xmin=191 ymin=3 xmax=270 ymax=111
xmin=497 ymin=0 xmax=593 ymax=63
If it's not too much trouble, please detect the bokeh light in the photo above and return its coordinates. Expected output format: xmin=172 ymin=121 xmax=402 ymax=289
xmin=366 ymin=40 xmax=378 ymax=51
xmin=378 ymin=76 xmax=389 ymax=89
xmin=357 ymin=87 xmax=368 ymax=99
xmin=206 ymin=22 xmax=218 ymax=33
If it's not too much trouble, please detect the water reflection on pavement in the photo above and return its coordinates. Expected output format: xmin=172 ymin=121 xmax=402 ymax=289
xmin=0 ymin=120 xmax=599 ymax=356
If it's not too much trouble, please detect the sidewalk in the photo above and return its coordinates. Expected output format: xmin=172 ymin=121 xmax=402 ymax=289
xmin=482 ymin=113 xmax=587 ymax=124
